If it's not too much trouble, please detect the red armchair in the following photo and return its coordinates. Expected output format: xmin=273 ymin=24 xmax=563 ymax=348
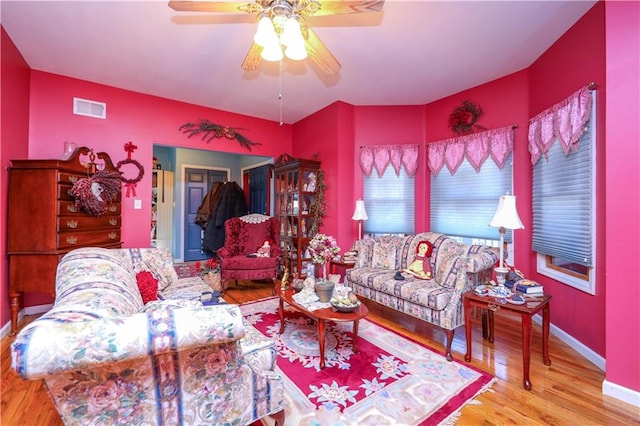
xmin=217 ymin=214 xmax=282 ymax=288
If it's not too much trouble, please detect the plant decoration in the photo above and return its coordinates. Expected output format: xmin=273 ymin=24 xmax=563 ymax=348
xmin=179 ymin=119 xmax=261 ymax=151
xmin=117 ymin=141 xmax=144 ymax=197
xmin=70 ymin=169 xmax=122 ymax=216
xmin=448 ymin=99 xmax=486 ymax=135
xmin=308 ymin=169 xmax=327 ymax=237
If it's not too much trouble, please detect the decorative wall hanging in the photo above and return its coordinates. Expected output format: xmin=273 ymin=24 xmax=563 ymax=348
xmin=448 ymin=99 xmax=486 ymax=135
xmin=179 ymin=119 xmax=261 ymax=151
xmin=428 ymin=126 xmax=515 ymax=175
xmin=70 ymin=169 xmax=121 ymax=216
xmin=528 ymin=85 xmax=593 ymax=165
xmin=359 ymin=145 xmax=419 ymax=178
xmin=117 ymin=141 xmax=144 ymax=197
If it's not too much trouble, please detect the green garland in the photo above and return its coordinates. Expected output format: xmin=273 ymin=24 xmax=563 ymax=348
xmin=308 ymin=169 xmax=326 ymax=237
xmin=179 ymin=119 xmax=261 ymax=151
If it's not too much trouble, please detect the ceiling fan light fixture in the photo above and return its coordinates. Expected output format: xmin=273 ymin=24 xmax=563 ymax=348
xmin=285 ymin=42 xmax=307 ymax=60
xmin=254 ymin=14 xmax=278 ymax=47
xmin=261 ymin=39 xmax=284 ymax=61
xmin=280 ymin=16 xmax=303 ymax=47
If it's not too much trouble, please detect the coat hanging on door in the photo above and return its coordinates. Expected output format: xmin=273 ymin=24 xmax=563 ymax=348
xmin=195 ymin=181 xmax=223 ymax=230
xmin=202 ymin=181 xmax=248 ymax=254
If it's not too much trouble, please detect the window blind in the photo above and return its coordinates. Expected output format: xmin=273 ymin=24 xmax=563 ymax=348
xmin=532 ymin=115 xmax=594 ymax=266
xmin=430 ymin=154 xmax=513 ymax=241
xmin=363 ymin=168 xmax=415 ymax=234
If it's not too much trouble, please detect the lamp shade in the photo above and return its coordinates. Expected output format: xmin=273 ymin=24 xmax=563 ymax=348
xmin=490 ymin=194 xmax=524 ymax=230
xmin=352 ymin=199 xmax=368 ymax=221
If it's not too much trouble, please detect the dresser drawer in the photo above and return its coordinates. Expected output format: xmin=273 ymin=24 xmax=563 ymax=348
xmin=58 ymin=215 xmax=121 ymax=231
xmin=58 ymin=229 xmax=121 ymax=249
xmin=58 ymin=201 xmax=121 ymax=216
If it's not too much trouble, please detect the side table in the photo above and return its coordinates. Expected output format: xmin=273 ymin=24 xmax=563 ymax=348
xmin=329 ymin=258 xmax=355 ymax=279
xmin=463 ymin=291 xmax=552 ymax=390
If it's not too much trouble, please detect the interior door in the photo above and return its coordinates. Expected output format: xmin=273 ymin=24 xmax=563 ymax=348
xmin=248 ymin=164 xmax=271 ymax=214
xmin=184 ymin=168 xmax=227 ymax=261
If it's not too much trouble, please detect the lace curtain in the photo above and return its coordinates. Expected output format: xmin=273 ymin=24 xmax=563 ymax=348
xmin=528 ymin=86 xmax=593 ymax=165
xmin=427 ymin=126 xmax=514 ymax=175
xmin=359 ymin=144 xmax=419 ymax=177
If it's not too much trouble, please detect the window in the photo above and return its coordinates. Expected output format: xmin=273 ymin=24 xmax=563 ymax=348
xmin=363 ymin=167 xmax=415 ymax=236
xmin=532 ymin=93 xmax=596 ymax=294
xmin=430 ymin=153 xmax=514 ymax=243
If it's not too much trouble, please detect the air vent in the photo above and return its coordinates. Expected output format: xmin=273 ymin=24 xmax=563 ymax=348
xmin=73 ymin=97 xmax=106 ymax=119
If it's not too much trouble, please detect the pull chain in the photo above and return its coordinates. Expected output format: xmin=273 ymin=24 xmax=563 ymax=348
xmin=279 ymin=59 xmax=283 ymax=126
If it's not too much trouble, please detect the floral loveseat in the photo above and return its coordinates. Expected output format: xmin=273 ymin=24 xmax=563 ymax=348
xmin=345 ymin=232 xmax=498 ymax=361
xmin=11 ymin=247 xmax=285 ymax=426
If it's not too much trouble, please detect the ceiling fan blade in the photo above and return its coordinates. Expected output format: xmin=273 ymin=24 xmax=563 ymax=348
xmin=168 ymin=1 xmax=253 ymax=13
xmin=305 ymin=28 xmax=341 ymax=76
xmin=304 ymin=0 xmax=384 ymax=17
xmin=241 ymin=42 xmax=263 ymax=72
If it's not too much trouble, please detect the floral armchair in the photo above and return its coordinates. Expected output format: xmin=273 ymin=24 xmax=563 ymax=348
xmin=217 ymin=214 xmax=282 ymax=287
xmin=11 ymin=247 xmax=285 ymax=425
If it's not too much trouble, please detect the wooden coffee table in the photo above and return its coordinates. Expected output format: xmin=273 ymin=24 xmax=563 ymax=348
xmin=274 ymin=285 xmax=369 ymax=369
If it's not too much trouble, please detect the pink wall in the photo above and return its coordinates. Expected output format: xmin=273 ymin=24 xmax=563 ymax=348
xmin=527 ymin=2 xmax=607 ymax=356
xmin=604 ymin=0 xmax=640 ymax=395
xmin=292 ymin=101 xmax=356 ymax=252
xmin=1 ymin=28 xmax=31 ymax=329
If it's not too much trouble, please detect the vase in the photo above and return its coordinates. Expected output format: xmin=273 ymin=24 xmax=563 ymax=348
xmin=314 ymin=280 xmax=334 ymax=303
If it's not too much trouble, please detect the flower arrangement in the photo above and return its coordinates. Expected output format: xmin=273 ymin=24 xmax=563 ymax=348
xmin=308 ymin=233 xmax=340 ymax=265
xmin=194 ymin=257 xmax=220 ymax=275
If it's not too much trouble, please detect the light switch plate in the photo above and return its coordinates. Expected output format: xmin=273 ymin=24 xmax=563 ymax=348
xmin=134 ymin=199 xmax=142 ymax=209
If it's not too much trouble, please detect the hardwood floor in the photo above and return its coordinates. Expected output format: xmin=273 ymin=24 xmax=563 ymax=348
xmin=2 ymin=281 xmax=638 ymax=425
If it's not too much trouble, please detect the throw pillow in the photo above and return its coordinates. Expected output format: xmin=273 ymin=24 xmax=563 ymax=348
xmin=371 ymin=241 xmax=398 ymax=269
xmin=136 ymin=271 xmax=159 ymax=304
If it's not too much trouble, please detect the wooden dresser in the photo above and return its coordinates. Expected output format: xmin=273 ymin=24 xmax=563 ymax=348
xmin=7 ymin=147 xmax=122 ymax=335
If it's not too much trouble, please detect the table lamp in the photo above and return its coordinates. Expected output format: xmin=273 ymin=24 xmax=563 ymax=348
xmin=489 ymin=193 xmax=524 ymax=296
xmin=352 ymin=199 xmax=368 ymax=240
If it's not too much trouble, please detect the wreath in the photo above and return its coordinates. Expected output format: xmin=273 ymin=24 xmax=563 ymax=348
xmin=70 ymin=170 xmax=121 ymax=216
xmin=448 ymin=100 xmax=485 ymax=135
xmin=117 ymin=158 xmax=144 ymax=197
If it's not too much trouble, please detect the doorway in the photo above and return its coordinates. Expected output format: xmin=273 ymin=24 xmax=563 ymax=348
xmin=184 ymin=168 xmax=227 ymax=262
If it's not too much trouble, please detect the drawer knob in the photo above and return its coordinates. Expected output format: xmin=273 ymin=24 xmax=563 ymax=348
xmin=109 ymin=219 xmax=118 ymax=226
xmin=68 ymin=176 xmax=78 ymax=183
xmin=67 ymin=204 xmax=78 ymax=213
xmin=66 ymin=220 xmax=78 ymax=229
xmin=66 ymin=236 xmax=78 ymax=245
xmin=108 ymin=232 xmax=117 ymax=240
xmin=109 ymin=205 xmax=118 ymax=213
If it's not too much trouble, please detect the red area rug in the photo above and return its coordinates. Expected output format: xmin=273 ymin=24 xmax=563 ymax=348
xmin=240 ymin=297 xmax=494 ymax=425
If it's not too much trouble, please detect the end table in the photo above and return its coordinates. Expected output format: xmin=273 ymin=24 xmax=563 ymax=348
xmin=463 ymin=291 xmax=552 ymax=390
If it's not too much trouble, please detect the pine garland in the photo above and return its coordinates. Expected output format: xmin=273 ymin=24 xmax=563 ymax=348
xmin=309 ymin=169 xmax=326 ymax=237
xmin=179 ymin=119 xmax=261 ymax=151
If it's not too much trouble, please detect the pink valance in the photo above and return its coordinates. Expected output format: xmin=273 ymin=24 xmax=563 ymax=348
xmin=359 ymin=144 xmax=419 ymax=177
xmin=427 ymin=126 xmax=514 ymax=175
xmin=528 ymin=86 xmax=593 ymax=165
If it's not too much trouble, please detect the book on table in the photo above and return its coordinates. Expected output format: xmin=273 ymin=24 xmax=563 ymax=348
xmin=505 ymin=279 xmax=544 ymax=294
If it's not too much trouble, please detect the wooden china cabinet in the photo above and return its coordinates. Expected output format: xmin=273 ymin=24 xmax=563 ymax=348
xmin=7 ymin=147 xmax=122 ymax=335
xmin=274 ymin=154 xmax=321 ymax=278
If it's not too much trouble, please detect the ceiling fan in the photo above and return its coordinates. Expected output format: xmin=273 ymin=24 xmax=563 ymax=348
xmin=168 ymin=0 xmax=385 ymax=76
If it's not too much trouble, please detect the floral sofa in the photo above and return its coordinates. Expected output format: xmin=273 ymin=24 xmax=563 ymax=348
xmin=11 ymin=247 xmax=285 ymax=426
xmin=345 ymin=232 xmax=498 ymax=361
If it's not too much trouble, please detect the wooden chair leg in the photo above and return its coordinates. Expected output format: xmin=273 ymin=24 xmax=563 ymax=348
xmin=444 ymin=328 xmax=455 ymax=361
xmin=269 ymin=409 xmax=285 ymax=426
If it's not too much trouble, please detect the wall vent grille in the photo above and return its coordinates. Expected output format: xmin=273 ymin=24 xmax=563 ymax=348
xmin=73 ymin=97 xmax=106 ymax=119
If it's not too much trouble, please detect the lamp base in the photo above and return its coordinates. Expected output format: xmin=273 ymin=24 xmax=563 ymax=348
xmin=490 ymin=267 xmax=511 ymax=297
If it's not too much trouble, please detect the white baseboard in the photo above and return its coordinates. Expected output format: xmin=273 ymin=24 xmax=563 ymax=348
xmin=0 ymin=304 xmax=53 ymax=339
xmin=603 ymin=379 xmax=640 ymax=407
xmin=533 ymin=314 xmax=606 ymax=371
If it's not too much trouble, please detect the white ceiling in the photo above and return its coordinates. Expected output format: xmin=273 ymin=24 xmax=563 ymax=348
xmin=1 ymin=0 xmax=596 ymax=124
